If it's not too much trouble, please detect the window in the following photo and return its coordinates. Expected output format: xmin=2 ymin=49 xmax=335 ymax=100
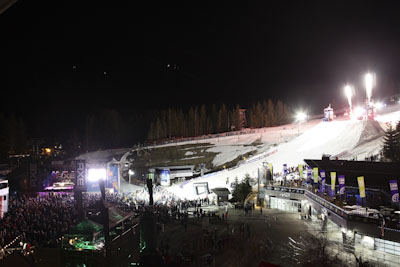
xmin=375 ymin=238 xmax=400 ymax=256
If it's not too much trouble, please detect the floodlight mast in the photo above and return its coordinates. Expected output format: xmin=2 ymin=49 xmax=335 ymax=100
xmin=365 ymin=73 xmax=374 ymax=105
xmin=344 ymin=85 xmax=353 ymax=109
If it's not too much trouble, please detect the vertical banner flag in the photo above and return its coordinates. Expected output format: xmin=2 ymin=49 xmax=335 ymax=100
xmin=357 ymin=176 xmax=366 ymax=198
xmin=107 ymin=164 xmax=119 ymax=193
xmin=299 ymin=165 xmax=303 ymax=178
xmin=338 ymin=175 xmax=345 ymax=195
xmin=330 ymin=172 xmax=336 ymax=197
xmin=307 ymin=166 xmax=312 ymax=180
xmin=313 ymin=167 xmax=319 ymax=183
xmin=330 ymin=172 xmax=336 ymax=190
xmin=389 ymin=180 xmax=399 ymax=203
xmin=268 ymin=163 xmax=273 ymax=177
xmin=283 ymin=164 xmax=287 ymax=176
xmin=320 ymin=170 xmax=326 ymax=193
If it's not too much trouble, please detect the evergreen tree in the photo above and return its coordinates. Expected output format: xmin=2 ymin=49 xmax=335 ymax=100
xmin=382 ymin=124 xmax=399 ymax=162
xmin=188 ymin=107 xmax=195 ymax=137
xmin=217 ymin=104 xmax=229 ymax=132
xmin=177 ymin=109 xmax=185 ymax=137
xmin=275 ymin=100 xmax=285 ymax=125
xmin=160 ymin=110 xmax=167 ymax=139
xmin=147 ymin=122 xmax=155 ymax=141
xmin=167 ymin=108 xmax=174 ymax=138
xmin=200 ymin=104 xmax=207 ymax=135
xmin=248 ymin=106 xmax=257 ymax=128
xmin=206 ymin=116 xmax=213 ymax=134
xmin=155 ymin=117 xmax=162 ymax=140
xmin=255 ymin=102 xmax=263 ymax=128
xmin=267 ymin=99 xmax=275 ymax=126
xmin=194 ymin=106 xmax=200 ymax=136
xmin=232 ymin=174 xmax=252 ymax=204
xmin=233 ymin=104 xmax=241 ymax=130
xmin=282 ymin=103 xmax=291 ymax=124
xmin=211 ymin=104 xmax=218 ymax=133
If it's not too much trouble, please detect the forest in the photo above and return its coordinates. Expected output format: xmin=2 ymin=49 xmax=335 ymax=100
xmin=147 ymin=100 xmax=291 ymax=141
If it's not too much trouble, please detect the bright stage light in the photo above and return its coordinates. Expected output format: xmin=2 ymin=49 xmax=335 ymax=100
xmin=88 ymin=168 xmax=106 ymax=182
xmin=296 ymin=112 xmax=307 ymax=122
xmin=375 ymin=102 xmax=384 ymax=110
xmin=128 ymin=169 xmax=134 ymax=175
xmin=354 ymin=106 xmax=364 ymax=118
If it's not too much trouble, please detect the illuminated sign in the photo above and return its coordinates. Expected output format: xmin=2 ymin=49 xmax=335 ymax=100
xmin=160 ymin=169 xmax=170 ymax=186
xmin=75 ymin=160 xmax=86 ymax=191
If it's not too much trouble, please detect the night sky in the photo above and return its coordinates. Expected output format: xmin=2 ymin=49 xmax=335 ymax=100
xmin=2 ymin=1 xmax=400 ymax=140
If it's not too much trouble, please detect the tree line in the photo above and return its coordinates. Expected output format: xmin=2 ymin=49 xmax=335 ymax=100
xmin=0 ymin=100 xmax=292 ymax=160
xmin=0 ymin=113 xmax=28 ymax=161
xmin=0 ymin=109 xmax=144 ymax=160
xmin=147 ymin=100 xmax=291 ymax=141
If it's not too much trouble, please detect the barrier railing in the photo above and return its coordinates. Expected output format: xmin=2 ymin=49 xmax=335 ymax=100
xmin=304 ymin=190 xmax=349 ymax=219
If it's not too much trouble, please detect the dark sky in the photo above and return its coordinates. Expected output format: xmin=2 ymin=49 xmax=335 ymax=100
xmin=2 ymin=1 xmax=400 ymax=138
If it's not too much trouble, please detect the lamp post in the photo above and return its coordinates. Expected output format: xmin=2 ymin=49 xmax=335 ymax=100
xmin=344 ymin=85 xmax=353 ymax=117
xmin=365 ymin=73 xmax=374 ymax=105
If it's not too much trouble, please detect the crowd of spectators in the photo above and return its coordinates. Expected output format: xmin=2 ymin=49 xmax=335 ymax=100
xmin=0 ymin=193 xmax=78 ymax=249
xmin=0 ymin=184 xmax=215 ymax=251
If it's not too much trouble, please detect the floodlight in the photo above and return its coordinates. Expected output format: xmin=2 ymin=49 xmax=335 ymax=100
xmin=88 ymin=168 xmax=106 ymax=182
xmin=354 ymin=106 xmax=364 ymax=118
xmin=296 ymin=112 xmax=307 ymax=122
xmin=375 ymin=102 xmax=383 ymax=110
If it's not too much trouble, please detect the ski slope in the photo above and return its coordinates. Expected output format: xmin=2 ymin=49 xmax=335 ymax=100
xmin=163 ymin=105 xmax=399 ymax=200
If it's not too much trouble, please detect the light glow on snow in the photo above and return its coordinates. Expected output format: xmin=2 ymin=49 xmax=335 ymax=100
xmin=354 ymin=106 xmax=365 ymax=118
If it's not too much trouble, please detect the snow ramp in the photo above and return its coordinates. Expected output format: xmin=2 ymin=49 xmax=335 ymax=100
xmin=265 ymin=119 xmax=385 ymax=168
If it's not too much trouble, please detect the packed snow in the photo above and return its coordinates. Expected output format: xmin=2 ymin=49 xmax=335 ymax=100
xmin=206 ymin=145 xmax=257 ymax=166
xmin=160 ymin=104 xmax=400 ymax=200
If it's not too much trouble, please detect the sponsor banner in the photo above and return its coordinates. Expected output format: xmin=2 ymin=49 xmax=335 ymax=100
xmin=320 ymin=170 xmax=326 ymax=193
xmin=107 ymin=164 xmax=119 ymax=193
xmin=160 ymin=169 xmax=171 ymax=186
xmin=313 ymin=167 xmax=319 ymax=183
xmin=75 ymin=160 xmax=86 ymax=191
xmin=357 ymin=176 xmax=366 ymax=198
xmin=389 ymin=180 xmax=399 ymax=203
xmin=338 ymin=175 xmax=345 ymax=195
xmin=283 ymin=164 xmax=287 ymax=176
xmin=330 ymin=172 xmax=336 ymax=190
xmin=268 ymin=163 xmax=273 ymax=177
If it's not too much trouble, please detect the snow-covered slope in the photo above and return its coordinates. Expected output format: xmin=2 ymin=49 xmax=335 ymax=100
xmin=163 ymin=106 xmax=400 ymax=200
